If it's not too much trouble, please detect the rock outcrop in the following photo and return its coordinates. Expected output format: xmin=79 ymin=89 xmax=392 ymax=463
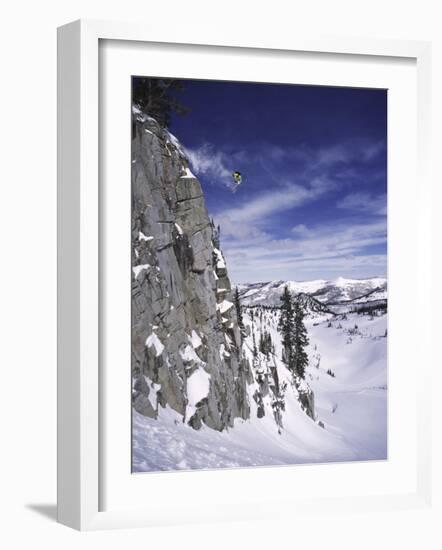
xmin=131 ymin=109 xmax=251 ymax=431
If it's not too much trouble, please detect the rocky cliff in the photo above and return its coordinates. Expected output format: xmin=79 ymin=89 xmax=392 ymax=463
xmin=131 ymin=106 xmax=316 ymax=433
xmin=131 ymin=108 xmax=252 ymax=431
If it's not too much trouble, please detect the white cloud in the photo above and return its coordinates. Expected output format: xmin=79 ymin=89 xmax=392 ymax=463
xmin=362 ymin=140 xmax=385 ymax=161
xmin=221 ymin=185 xmax=312 ymax=222
xmin=215 ymin=178 xmax=334 ymax=239
xmin=290 ymin=219 xmax=386 ymax=254
xmin=336 ymin=192 xmax=387 ymax=215
xmin=316 ymin=144 xmax=350 ymax=166
xmin=184 ymin=143 xmax=232 ymax=187
xmin=221 ymin=220 xmax=387 ymax=283
xmin=185 ymin=138 xmax=385 ymax=194
xmin=292 ymin=224 xmax=308 ymax=235
xmin=229 ymin=252 xmax=387 ymax=283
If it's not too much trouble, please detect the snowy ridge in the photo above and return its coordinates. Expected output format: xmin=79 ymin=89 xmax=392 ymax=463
xmin=237 ymin=277 xmax=387 ymax=312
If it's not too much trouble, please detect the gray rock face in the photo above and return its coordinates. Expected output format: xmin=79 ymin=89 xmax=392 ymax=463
xmin=296 ymin=383 xmax=315 ymax=420
xmin=131 ymin=113 xmax=251 ymax=431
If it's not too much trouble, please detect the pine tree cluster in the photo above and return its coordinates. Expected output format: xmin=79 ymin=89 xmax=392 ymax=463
xmin=277 ymin=285 xmax=309 ymax=379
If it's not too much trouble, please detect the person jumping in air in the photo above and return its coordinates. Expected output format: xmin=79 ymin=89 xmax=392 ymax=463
xmin=231 ymin=171 xmax=242 ymax=192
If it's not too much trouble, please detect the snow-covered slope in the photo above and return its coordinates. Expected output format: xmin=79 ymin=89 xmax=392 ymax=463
xmin=237 ymin=277 xmax=387 ymax=312
xmin=133 ymin=305 xmax=387 ymax=472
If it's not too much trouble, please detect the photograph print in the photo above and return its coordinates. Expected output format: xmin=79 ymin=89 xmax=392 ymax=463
xmin=131 ymin=77 xmax=387 ymax=472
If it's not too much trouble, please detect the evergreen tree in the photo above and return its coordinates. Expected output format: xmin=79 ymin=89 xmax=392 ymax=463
xmin=132 ymin=77 xmax=189 ymax=128
xmin=293 ymin=298 xmax=309 ymax=379
xmin=234 ymin=287 xmax=244 ymax=333
xmin=259 ymin=330 xmax=273 ymax=358
xmin=259 ymin=331 xmax=267 ymax=356
xmin=251 ymin=312 xmax=258 ymax=360
xmin=278 ymin=286 xmax=309 ymax=379
xmin=278 ymin=285 xmax=296 ymax=373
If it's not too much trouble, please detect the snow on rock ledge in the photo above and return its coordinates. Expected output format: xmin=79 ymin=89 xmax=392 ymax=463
xmin=186 ymin=367 xmax=211 ymax=418
xmin=145 ymin=333 xmax=164 ymax=357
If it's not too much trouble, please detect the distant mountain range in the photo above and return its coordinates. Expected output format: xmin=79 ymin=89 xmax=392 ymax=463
xmin=237 ymin=277 xmax=387 ymax=314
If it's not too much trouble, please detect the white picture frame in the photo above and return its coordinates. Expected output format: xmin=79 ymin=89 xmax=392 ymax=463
xmin=57 ymin=19 xmax=433 ymax=531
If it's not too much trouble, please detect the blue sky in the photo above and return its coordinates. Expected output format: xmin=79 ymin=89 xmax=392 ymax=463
xmin=168 ymin=80 xmax=387 ymax=283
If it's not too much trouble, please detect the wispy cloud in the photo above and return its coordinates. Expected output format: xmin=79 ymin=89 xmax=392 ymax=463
xmin=264 ymin=139 xmax=385 ymax=171
xmin=221 ymin=219 xmax=387 ymax=283
xmin=216 ymin=178 xmax=334 ymax=239
xmin=337 ymin=192 xmax=387 ymax=215
xmin=316 ymin=144 xmax=350 ymax=166
xmin=221 ymin=180 xmax=331 ymax=223
xmin=288 ymin=220 xmax=387 ymax=255
xmin=361 ymin=140 xmax=386 ymax=161
xmin=225 ymin=220 xmax=386 ymax=258
xmin=229 ymin=251 xmax=387 ymax=283
xmin=184 ymin=144 xmax=232 ymax=187
xmin=185 ymin=138 xmax=385 ymax=192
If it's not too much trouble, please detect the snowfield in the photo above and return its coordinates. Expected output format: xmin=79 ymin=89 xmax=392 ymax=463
xmin=133 ymin=304 xmax=387 ymax=472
